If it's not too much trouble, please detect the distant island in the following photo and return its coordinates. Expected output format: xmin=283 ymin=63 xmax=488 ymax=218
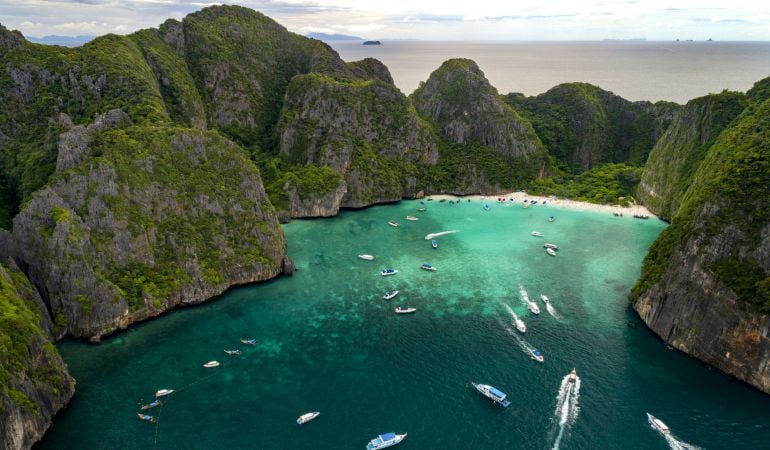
xmin=306 ymin=32 xmax=362 ymax=41
xmin=363 ymin=40 xmax=381 ymax=45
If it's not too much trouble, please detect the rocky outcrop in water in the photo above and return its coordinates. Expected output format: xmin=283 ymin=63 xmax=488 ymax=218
xmin=633 ymin=78 xmax=770 ymax=394
xmin=0 ymin=258 xmax=75 ymax=450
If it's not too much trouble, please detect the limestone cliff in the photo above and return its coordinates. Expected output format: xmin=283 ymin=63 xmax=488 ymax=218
xmin=637 ymin=91 xmax=746 ymax=220
xmin=11 ymin=119 xmax=288 ymax=339
xmin=0 ymin=259 xmax=75 ymax=450
xmin=633 ymin=79 xmax=770 ymax=394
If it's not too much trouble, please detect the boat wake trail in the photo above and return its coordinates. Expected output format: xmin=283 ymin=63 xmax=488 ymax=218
xmin=424 ymin=230 xmax=459 ymax=240
xmin=497 ymin=318 xmax=535 ymax=356
xmin=649 ymin=422 xmax=702 ymax=450
xmin=551 ymin=372 xmax=581 ymax=450
xmin=501 ymin=302 xmax=526 ymax=332
xmin=519 ymin=285 xmax=539 ymax=314
xmin=545 ymin=301 xmax=562 ymax=320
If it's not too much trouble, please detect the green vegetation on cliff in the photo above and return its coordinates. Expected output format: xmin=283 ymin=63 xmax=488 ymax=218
xmin=529 ymin=163 xmax=642 ymax=205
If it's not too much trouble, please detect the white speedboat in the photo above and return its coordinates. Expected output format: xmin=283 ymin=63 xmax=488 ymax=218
xmin=296 ymin=411 xmax=320 ymax=425
xmin=388 ymin=221 xmax=398 ymax=227
xmin=471 ymin=383 xmax=511 ymax=407
xmin=366 ymin=432 xmax=407 ymax=450
xmin=155 ymin=389 xmax=174 ymax=397
xmin=420 ymin=263 xmax=436 ymax=271
xmin=647 ymin=413 xmax=670 ymax=433
xmin=540 ymin=294 xmax=549 ymax=304
xmin=224 ymin=349 xmax=242 ymax=355
xmin=528 ymin=302 xmax=540 ymax=315
xmin=383 ymin=290 xmax=399 ymax=300
xmin=548 ymin=216 xmax=555 ymax=222
xmin=381 ymin=269 xmax=398 ymax=277
xmin=530 ymin=349 xmax=544 ymax=363
xmin=514 ymin=317 xmax=526 ymax=333
xmin=416 ymin=207 xmax=426 ymax=212
xmin=358 ymin=254 xmax=375 ymax=261
xmin=203 ymin=361 xmax=220 ymax=368
xmin=568 ymin=368 xmax=577 ymax=383
xmin=137 ymin=413 xmax=156 ymax=423
xmin=531 ymin=231 xmax=544 ymax=237
xmin=544 ymin=243 xmax=559 ymax=250
xmin=240 ymin=338 xmax=257 ymax=345
xmin=546 ymin=248 xmax=556 ymax=256
xmin=405 ymin=215 xmax=419 ymax=221
xmin=395 ymin=306 xmax=417 ymax=314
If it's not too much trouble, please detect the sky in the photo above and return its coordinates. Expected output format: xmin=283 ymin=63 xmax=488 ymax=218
xmin=1 ymin=0 xmax=769 ymax=41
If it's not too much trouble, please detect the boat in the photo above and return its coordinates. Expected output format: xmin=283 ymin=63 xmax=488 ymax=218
xmin=647 ymin=413 xmax=670 ymax=433
xmin=431 ymin=239 xmax=438 ymax=249
xmin=546 ymin=248 xmax=557 ymax=256
xmin=240 ymin=338 xmax=258 ymax=345
xmin=530 ymin=349 xmax=544 ymax=363
xmin=543 ymin=243 xmax=559 ymax=250
xmin=383 ymin=290 xmax=399 ymax=300
xmin=381 ymin=269 xmax=398 ymax=277
xmin=540 ymin=294 xmax=549 ymax=304
xmin=366 ymin=432 xmax=407 ymax=450
xmin=358 ymin=254 xmax=375 ymax=261
xmin=137 ymin=413 xmax=156 ymax=423
xmin=568 ymin=368 xmax=577 ymax=383
xmin=531 ymin=231 xmax=544 ymax=237
xmin=140 ymin=399 xmax=162 ymax=411
xmin=483 ymin=204 xmax=490 ymax=211
xmin=416 ymin=207 xmax=426 ymax=212
xmin=514 ymin=317 xmax=526 ymax=333
xmin=388 ymin=221 xmax=398 ymax=227
xmin=528 ymin=302 xmax=540 ymax=315
xmin=405 ymin=215 xmax=419 ymax=221
xmin=203 ymin=361 xmax=220 ymax=368
xmin=224 ymin=349 xmax=242 ymax=356
xmin=296 ymin=411 xmax=320 ymax=425
xmin=395 ymin=306 xmax=417 ymax=314
xmin=155 ymin=389 xmax=174 ymax=397
xmin=470 ymin=383 xmax=511 ymax=407
xmin=420 ymin=263 xmax=436 ymax=271
xmin=548 ymin=216 xmax=555 ymax=222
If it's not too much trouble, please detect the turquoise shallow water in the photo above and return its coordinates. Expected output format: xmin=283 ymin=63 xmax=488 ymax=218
xmin=40 ymin=199 xmax=770 ymax=449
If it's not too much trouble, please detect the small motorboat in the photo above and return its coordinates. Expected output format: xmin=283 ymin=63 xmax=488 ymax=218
xmin=568 ymin=368 xmax=577 ymax=383
xmin=531 ymin=231 xmax=544 ymax=237
xmin=388 ymin=221 xmax=399 ymax=227
xmin=296 ymin=411 xmax=320 ymax=425
xmin=137 ymin=413 xmax=156 ymax=423
xmin=540 ymin=294 xmax=549 ymax=304
xmin=395 ymin=306 xmax=417 ymax=314
xmin=483 ymin=204 xmax=490 ymax=211
xmin=366 ymin=432 xmax=407 ymax=450
xmin=416 ymin=207 xmax=426 ymax=212
xmin=383 ymin=290 xmax=399 ymax=300
xmin=471 ymin=382 xmax=511 ymax=407
xmin=420 ymin=263 xmax=436 ymax=271
xmin=431 ymin=239 xmax=438 ymax=249
xmin=381 ymin=269 xmax=398 ymax=277
xmin=514 ymin=317 xmax=526 ymax=333
xmin=548 ymin=216 xmax=555 ymax=222
xmin=358 ymin=254 xmax=375 ymax=261
xmin=546 ymin=248 xmax=557 ymax=256
xmin=647 ymin=413 xmax=670 ymax=433
xmin=544 ymin=243 xmax=559 ymax=250
xmin=405 ymin=215 xmax=419 ymax=221
xmin=530 ymin=349 xmax=544 ymax=363
xmin=528 ymin=302 xmax=540 ymax=315
xmin=224 ymin=349 xmax=242 ymax=356
xmin=155 ymin=389 xmax=174 ymax=398
xmin=240 ymin=338 xmax=258 ymax=345
xmin=140 ymin=399 xmax=162 ymax=411
xmin=203 ymin=361 xmax=220 ymax=368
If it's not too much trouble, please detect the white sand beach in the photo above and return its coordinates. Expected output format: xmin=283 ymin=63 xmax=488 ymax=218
xmin=423 ymin=192 xmax=656 ymax=218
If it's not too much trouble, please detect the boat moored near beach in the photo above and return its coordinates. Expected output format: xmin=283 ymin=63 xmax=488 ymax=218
xmin=395 ymin=306 xmax=417 ymax=314
xmin=140 ymin=399 xmax=162 ymax=411
xmin=471 ymin=382 xmax=511 ymax=407
xmin=137 ymin=413 xmax=156 ymax=423
xmin=203 ymin=361 xmax=220 ymax=368
xmin=420 ymin=263 xmax=437 ymax=271
xmin=647 ymin=413 xmax=670 ymax=433
xmin=405 ymin=215 xmax=419 ymax=221
xmin=531 ymin=231 xmax=544 ymax=237
xmin=296 ymin=411 xmax=320 ymax=425
xmin=155 ymin=389 xmax=174 ymax=397
xmin=544 ymin=243 xmax=559 ymax=250
xmin=388 ymin=221 xmax=399 ymax=227
xmin=383 ymin=290 xmax=399 ymax=300
xmin=546 ymin=248 xmax=557 ymax=256
xmin=381 ymin=269 xmax=398 ymax=276
xmin=240 ymin=338 xmax=258 ymax=345
xmin=224 ymin=349 xmax=242 ymax=356
xmin=548 ymin=216 xmax=555 ymax=222
xmin=366 ymin=432 xmax=407 ymax=450
xmin=358 ymin=254 xmax=375 ymax=261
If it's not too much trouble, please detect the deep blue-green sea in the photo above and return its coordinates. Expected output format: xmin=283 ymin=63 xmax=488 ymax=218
xmin=39 ymin=199 xmax=770 ymax=449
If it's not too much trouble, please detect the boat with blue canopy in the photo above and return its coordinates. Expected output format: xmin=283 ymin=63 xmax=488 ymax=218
xmin=431 ymin=239 xmax=438 ymax=249
xmin=381 ymin=269 xmax=398 ymax=277
xmin=471 ymin=382 xmax=511 ymax=407
xmin=420 ymin=263 xmax=436 ymax=271
xmin=366 ymin=432 xmax=407 ymax=449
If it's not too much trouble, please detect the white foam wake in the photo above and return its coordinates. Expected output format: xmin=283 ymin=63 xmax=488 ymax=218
xmin=545 ymin=301 xmax=562 ymax=320
xmin=551 ymin=372 xmax=581 ymax=450
xmin=519 ymin=285 xmax=540 ymax=314
xmin=648 ymin=418 xmax=702 ymax=450
xmin=497 ymin=318 xmax=535 ymax=356
xmin=501 ymin=302 xmax=526 ymax=332
xmin=424 ymin=230 xmax=459 ymax=240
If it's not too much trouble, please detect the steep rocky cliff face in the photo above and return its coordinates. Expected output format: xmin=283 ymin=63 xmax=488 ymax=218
xmin=11 ymin=117 xmax=287 ymax=339
xmin=410 ymin=59 xmax=550 ymax=193
xmin=633 ymin=79 xmax=770 ymax=394
xmin=505 ymin=83 xmax=678 ymax=170
xmin=274 ymin=72 xmax=438 ymax=216
xmin=637 ymin=91 xmax=747 ymax=220
xmin=0 ymin=259 xmax=74 ymax=450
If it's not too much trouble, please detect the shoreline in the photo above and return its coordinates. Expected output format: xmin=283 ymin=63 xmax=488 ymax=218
xmin=422 ymin=192 xmax=657 ymax=218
